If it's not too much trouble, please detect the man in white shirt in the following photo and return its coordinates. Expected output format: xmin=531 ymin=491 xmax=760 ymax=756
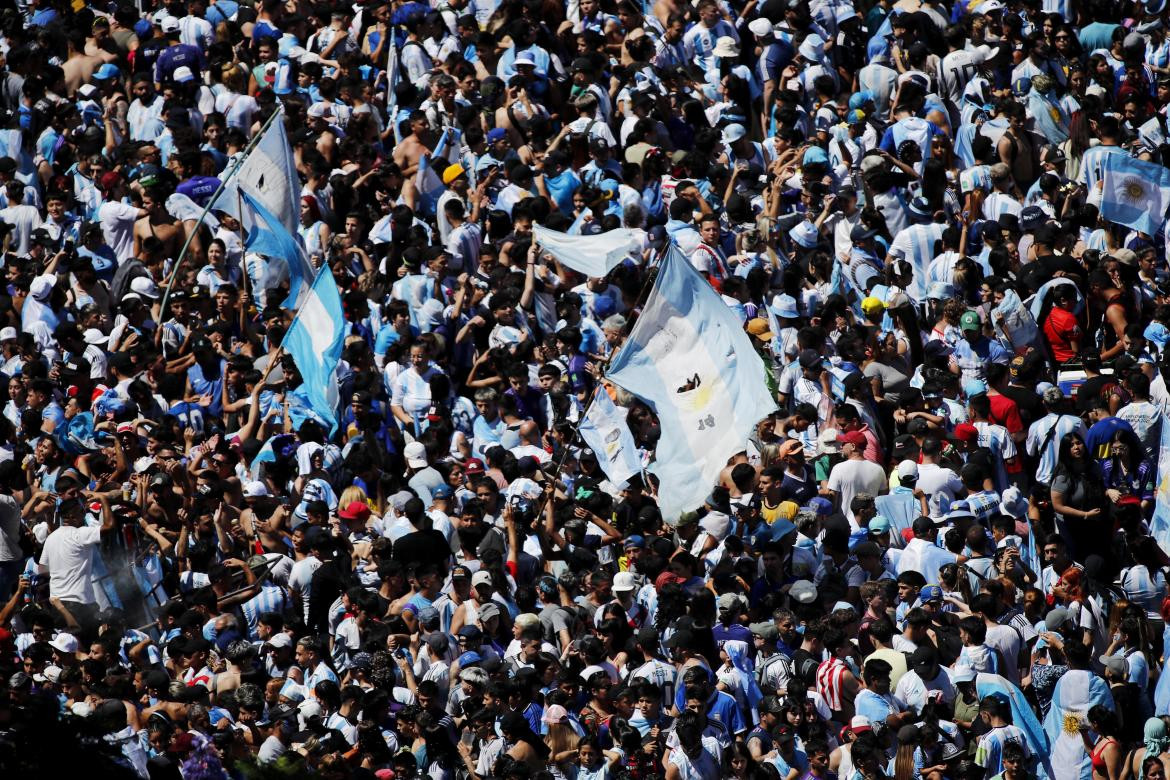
xmin=897 ymin=516 xmax=961 ymax=585
xmin=288 ymin=527 xmax=326 ymax=623
xmin=97 ymin=174 xmax=147 ymax=264
xmin=827 ymin=430 xmax=887 ymax=525
xmin=894 ymin=645 xmax=956 ymax=715
xmin=38 ymin=485 xmax=115 ymax=630
xmin=915 ymin=437 xmax=964 ymax=518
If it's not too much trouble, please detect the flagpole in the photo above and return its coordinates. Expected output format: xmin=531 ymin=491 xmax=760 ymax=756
xmin=158 ymin=106 xmax=286 ymax=318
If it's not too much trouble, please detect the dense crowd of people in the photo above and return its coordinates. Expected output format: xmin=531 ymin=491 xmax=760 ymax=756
xmin=8 ymin=0 xmax=1170 ymax=778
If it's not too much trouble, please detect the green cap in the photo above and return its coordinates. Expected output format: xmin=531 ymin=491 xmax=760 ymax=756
xmin=959 ymin=311 xmax=981 ymax=332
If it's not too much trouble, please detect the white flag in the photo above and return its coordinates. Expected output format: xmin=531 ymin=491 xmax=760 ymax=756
xmin=533 ymin=224 xmax=639 ymax=278
xmin=579 ymin=387 xmax=642 ymax=488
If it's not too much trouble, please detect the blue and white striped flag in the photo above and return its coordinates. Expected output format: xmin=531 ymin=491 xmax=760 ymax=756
xmin=238 ymin=189 xmax=316 ymax=310
xmin=578 ymin=386 xmax=642 ymax=488
xmin=1100 ymin=154 xmax=1170 ymax=237
xmin=976 ymin=672 xmax=1051 ymax=779
xmin=606 ymin=246 xmax=778 ymax=522
xmin=1150 ymin=414 xmax=1170 ymax=556
xmin=1042 ymin=669 xmax=1114 ymax=780
xmin=283 ymin=268 xmax=346 ymax=435
xmin=533 ymin=224 xmax=640 ymax=278
xmin=222 ymin=110 xmax=301 ymax=235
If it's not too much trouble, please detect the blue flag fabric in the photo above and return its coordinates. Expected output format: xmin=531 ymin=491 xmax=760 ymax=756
xmin=1150 ymin=414 xmax=1170 ymax=556
xmin=606 ymin=246 xmax=778 ymax=522
xmin=578 ymin=387 xmax=642 ymax=488
xmin=238 ymin=189 xmax=315 ymax=310
xmin=975 ymin=673 xmax=1052 ymax=779
xmin=283 ymin=268 xmax=346 ymax=435
xmin=1100 ymin=154 xmax=1170 ymax=237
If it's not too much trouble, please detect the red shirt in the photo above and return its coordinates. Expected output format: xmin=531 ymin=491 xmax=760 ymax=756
xmin=1043 ymin=307 xmax=1081 ymax=363
xmin=987 ymin=393 xmax=1023 ymax=434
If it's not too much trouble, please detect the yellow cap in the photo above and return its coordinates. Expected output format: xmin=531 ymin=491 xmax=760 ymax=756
xmin=861 ymin=296 xmax=885 ymax=315
xmin=442 ymin=163 xmax=466 ymax=184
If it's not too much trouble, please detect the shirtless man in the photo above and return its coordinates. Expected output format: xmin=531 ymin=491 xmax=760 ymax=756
xmin=63 ymin=29 xmax=105 ymax=94
xmin=997 ymin=101 xmax=1036 ymax=193
xmin=133 ymin=186 xmax=188 ymax=262
xmin=392 ymin=110 xmax=437 ymax=177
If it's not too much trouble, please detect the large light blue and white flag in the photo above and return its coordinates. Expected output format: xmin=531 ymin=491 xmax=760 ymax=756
xmin=976 ymin=673 xmax=1051 ymax=779
xmin=1043 ymin=669 xmax=1114 ymax=780
xmin=533 ymin=224 xmax=640 ymax=278
xmin=222 ymin=110 xmax=301 ymax=235
xmin=578 ymin=387 xmax=642 ymax=488
xmin=238 ymin=190 xmax=316 ymax=309
xmin=283 ymin=268 xmax=346 ymax=435
xmin=1100 ymin=154 xmax=1170 ymax=237
xmin=606 ymin=246 xmax=778 ymax=522
xmin=1150 ymin=415 xmax=1170 ymax=556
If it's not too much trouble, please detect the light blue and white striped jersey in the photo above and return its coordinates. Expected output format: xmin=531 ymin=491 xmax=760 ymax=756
xmin=240 ymin=584 xmax=291 ymax=640
xmin=975 ymin=724 xmax=1031 ymax=778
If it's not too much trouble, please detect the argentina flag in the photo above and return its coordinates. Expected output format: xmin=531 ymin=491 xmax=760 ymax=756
xmin=1149 ymin=416 xmax=1170 ymax=556
xmin=1099 ymin=154 xmax=1170 ymax=237
xmin=223 ymin=109 xmax=301 ymax=235
xmin=1043 ymin=669 xmax=1114 ymax=780
xmin=533 ymin=224 xmax=641 ymax=278
xmin=578 ymin=386 xmax=642 ymax=488
xmin=606 ymin=246 xmax=777 ymax=522
xmin=283 ymin=268 xmax=346 ymax=435
xmin=238 ymin=189 xmax=316 ymax=310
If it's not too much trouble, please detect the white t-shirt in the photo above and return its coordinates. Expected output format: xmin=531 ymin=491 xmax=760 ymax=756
xmin=99 ymin=200 xmax=141 ymax=264
xmin=39 ymin=524 xmax=103 ymax=603
xmin=916 ymin=463 xmax=964 ymax=519
xmin=288 ymin=555 xmax=323 ymax=622
xmin=828 ymin=458 xmax=887 ymax=523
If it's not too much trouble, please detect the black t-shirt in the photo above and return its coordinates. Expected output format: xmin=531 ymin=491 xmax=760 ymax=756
xmin=1020 ymin=253 xmax=1083 ymax=296
xmin=1000 ymin=384 xmax=1044 ymax=430
xmin=790 ymin=648 xmax=820 ymax=684
xmin=393 ymin=529 xmax=451 ymax=569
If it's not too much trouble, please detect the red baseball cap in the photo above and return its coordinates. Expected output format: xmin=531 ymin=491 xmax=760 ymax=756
xmin=464 ymin=458 xmax=485 ymax=475
xmin=951 ymin=423 xmax=979 ymax=443
xmin=338 ymin=501 xmax=371 ymax=522
xmin=836 ymin=430 xmax=866 ymax=447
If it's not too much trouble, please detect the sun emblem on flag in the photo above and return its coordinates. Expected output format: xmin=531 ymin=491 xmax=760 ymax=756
xmin=1062 ymin=712 xmax=1085 ymax=735
xmin=1120 ymin=177 xmax=1148 ymax=206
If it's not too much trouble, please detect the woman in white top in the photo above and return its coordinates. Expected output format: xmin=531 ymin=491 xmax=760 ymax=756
xmin=298 ymin=196 xmax=331 ymax=263
xmin=214 ymin=66 xmax=259 ymax=135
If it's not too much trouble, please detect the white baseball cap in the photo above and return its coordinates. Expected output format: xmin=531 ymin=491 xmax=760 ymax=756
xmin=896 ymin=460 xmax=919 ymax=480
xmin=404 ymin=441 xmax=428 ymax=468
xmin=30 ymin=274 xmax=54 ymax=301
xmin=243 ymin=480 xmax=270 ymax=498
xmin=50 ymin=633 xmax=79 ymax=654
xmin=748 ymin=18 xmax=775 ymax=37
xmin=129 ymin=276 xmax=160 ymax=299
xmin=82 ymin=327 xmax=106 ymax=345
xmin=613 ymin=571 xmax=637 ymax=593
xmin=161 ymin=16 xmax=180 ymax=33
xmin=0 ymin=327 xmax=16 ymax=341
xmin=172 ymin=66 xmax=195 ymax=83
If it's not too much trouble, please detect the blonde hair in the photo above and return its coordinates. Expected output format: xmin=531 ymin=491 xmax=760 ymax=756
xmin=339 ymin=485 xmax=369 ymax=509
xmin=545 ymin=722 xmax=580 ymax=758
